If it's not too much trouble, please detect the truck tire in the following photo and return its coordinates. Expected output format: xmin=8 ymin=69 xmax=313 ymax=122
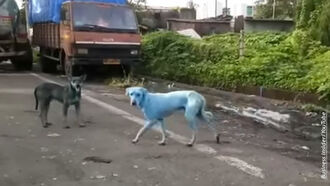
xmin=40 ymin=49 xmax=57 ymax=73
xmin=12 ymin=47 xmax=33 ymax=71
xmin=122 ymin=65 xmax=132 ymax=75
xmin=40 ymin=56 xmax=57 ymax=73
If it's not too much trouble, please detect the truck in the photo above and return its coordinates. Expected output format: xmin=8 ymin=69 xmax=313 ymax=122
xmin=28 ymin=0 xmax=141 ymax=76
xmin=0 ymin=0 xmax=33 ymax=70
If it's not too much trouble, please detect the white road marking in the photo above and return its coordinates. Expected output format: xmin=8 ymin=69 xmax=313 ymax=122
xmin=0 ymin=73 xmax=31 ymax=76
xmin=29 ymin=72 xmax=265 ymax=179
xmin=30 ymin=73 xmax=59 ymax=84
xmin=0 ymin=88 xmax=33 ymax=94
xmin=216 ymin=155 xmax=265 ymax=179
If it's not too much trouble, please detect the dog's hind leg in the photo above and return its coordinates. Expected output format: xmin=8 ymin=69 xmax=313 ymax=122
xmin=39 ymin=101 xmax=50 ymax=128
xmin=185 ymin=113 xmax=198 ymax=147
xmin=44 ymin=101 xmax=53 ymax=127
xmin=132 ymin=120 xmax=156 ymax=144
xmin=187 ymin=124 xmax=197 ymax=147
xmin=185 ymin=100 xmax=201 ymax=147
xmin=206 ymin=121 xmax=220 ymax=144
xmin=158 ymin=119 xmax=166 ymax=146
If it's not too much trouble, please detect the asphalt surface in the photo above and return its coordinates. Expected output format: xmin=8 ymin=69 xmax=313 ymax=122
xmin=0 ymin=63 xmax=329 ymax=186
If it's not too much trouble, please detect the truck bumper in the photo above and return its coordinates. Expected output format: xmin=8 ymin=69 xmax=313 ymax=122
xmin=71 ymin=57 xmax=140 ymax=66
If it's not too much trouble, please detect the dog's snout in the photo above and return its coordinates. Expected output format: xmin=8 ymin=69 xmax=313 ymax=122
xmin=131 ymin=101 xmax=137 ymax=106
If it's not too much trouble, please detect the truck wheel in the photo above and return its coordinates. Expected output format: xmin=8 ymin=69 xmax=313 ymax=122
xmin=12 ymin=47 xmax=33 ymax=71
xmin=12 ymin=60 xmax=32 ymax=71
xmin=40 ymin=56 xmax=57 ymax=73
xmin=121 ymin=64 xmax=133 ymax=78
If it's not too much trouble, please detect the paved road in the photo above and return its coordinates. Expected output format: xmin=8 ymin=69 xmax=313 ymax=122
xmin=0 ymin=66 xmax=329 ymax=186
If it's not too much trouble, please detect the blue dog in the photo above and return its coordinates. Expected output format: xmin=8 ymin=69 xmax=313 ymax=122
xmin=126 ymin=87 xmax=220 ymax=147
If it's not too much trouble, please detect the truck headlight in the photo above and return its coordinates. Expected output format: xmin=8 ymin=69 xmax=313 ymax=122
xmin=77 ymin=48 xmax=88 ymax=54
xmin=130 ymin=50 xmax=138 ymax=55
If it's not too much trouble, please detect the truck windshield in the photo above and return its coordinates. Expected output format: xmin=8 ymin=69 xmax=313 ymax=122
xmin=72 ymin=3 xmax=138 ymax=33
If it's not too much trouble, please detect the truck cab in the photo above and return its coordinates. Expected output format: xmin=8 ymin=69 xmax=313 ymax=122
xmin=32 ymin=0 xmax=141 ymax=76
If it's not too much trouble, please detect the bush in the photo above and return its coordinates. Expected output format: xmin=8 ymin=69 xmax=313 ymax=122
xmin=140 ymin=30 xmax=330 ymax=102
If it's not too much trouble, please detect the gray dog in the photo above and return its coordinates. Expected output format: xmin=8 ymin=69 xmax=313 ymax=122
xmin=34 ymin=75 xmax=86 ymax=128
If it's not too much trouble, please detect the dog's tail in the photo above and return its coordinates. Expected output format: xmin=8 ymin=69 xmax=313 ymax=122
xmin=201 ymin=108 xmax=213 ymax=123
xmin=199 ymin=96 xmax=213 ymax=123
xmin=34 ymin=87 xmax=38 ymax=110
xmin=201 ymin=110 xmax=213 ymax=122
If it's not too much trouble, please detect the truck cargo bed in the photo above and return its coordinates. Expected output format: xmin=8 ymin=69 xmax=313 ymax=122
xmin=32 ymin=23 xmax=60 ymax=49
xmin=29 ymin=0 xmax=127 ymax=24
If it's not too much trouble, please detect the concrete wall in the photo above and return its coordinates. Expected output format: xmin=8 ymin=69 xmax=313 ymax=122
xmin=244 ymin=19 xmax=294 ymax=33
xmin=179 ymin=8 xmax=196 ymax=20
xmin=136 ymin=8 xmax=196 ymax=30
xmin=167 ymin=19 xmax=231 ymax=36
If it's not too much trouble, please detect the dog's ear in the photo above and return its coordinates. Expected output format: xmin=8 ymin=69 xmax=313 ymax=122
xmin=139 ymin=87 xmax=148 ymax=95
xmin=137 ymin=87 xmax=147 ymax=108
xmin=125 ymin=88 xmax=131 ymax=96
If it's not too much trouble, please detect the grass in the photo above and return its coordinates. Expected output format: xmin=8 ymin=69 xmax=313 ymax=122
xmin=32 ymin=48 xmax=39 ymax=64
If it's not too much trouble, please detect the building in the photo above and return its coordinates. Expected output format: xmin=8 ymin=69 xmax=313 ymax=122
xmin=146 ymin=0 xmax=257 ymax=19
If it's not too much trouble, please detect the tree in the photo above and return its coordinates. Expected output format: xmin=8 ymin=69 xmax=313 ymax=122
xmin=254 ymin=0 xmax=297 ymax=19
xmin=187 ymin=0 xmax=198 ymax=9
xmin=313 ymin=2 xmax=330 ymax=46
xmin=127 ymin=0 xmax=146 ymax=10
xmin=296 ymin=0 xmax=330 ymax=46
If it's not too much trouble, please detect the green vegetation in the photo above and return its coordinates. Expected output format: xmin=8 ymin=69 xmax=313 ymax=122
xmin=140 ymin=30 xmax=330 ymax=102
xmin=254 ymin=0 xmax=297 ymax=19
xmin=137 ymin=1 xmax=330 ymax=104
xmin=296 ymin=0 xmax=330 ymax=46
xmin=32 ymin=48 xmax=39 ymax=64
xmin=106 ymin=77 xmax=144 ymax=88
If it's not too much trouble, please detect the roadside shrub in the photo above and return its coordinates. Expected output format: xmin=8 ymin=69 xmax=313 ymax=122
xmin=304 ymin=51 xmax=330 ymax=101
xmin=140 ymin=30 xmax=330 ymax=102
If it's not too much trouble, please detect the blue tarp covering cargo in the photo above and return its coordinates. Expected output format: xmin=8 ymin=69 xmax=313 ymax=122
xmin=28 ymin=0 xmax=127 ymax=24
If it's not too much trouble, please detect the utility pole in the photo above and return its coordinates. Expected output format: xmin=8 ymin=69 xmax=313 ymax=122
xmin=224 ymin=0 xmax=228 ymax=16
xmin=239 ymin=30 xmax=245 ymax=58
xmin=272 ymin=0 xmax=276 ymax=19
xmin=215 ymin=0 xmax=217 ymax=17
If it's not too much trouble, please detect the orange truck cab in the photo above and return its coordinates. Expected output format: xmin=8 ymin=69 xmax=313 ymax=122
xmin=29 ymin=0 xmax=141 ymax=76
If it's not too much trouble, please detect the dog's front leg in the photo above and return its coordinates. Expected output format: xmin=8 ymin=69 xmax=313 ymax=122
xmin=75 ymin=103 xmax=85 ymax=128
xmin=158 ymin=120 xmax=166 ymax=146
xmin=62 ymin=104 xmax=70 ymax=129
xmin=132 ymin=120 xmax=155 ymax=144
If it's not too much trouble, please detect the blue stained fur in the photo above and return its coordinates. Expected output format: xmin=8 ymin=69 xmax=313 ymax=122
xmin=126 ymin=87 xmax=218 ymax=146
xmin=126 ymin=87 xmax=213 ymax=122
